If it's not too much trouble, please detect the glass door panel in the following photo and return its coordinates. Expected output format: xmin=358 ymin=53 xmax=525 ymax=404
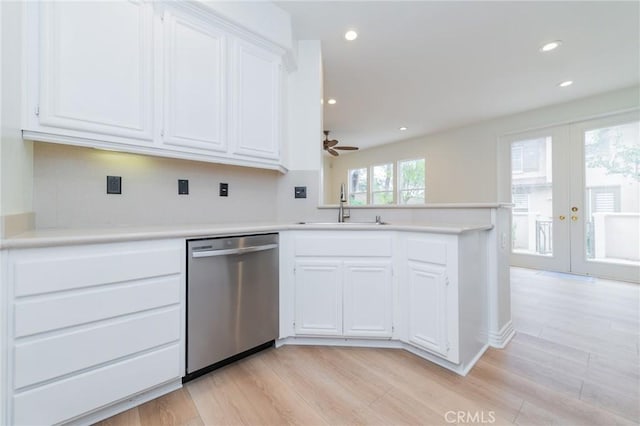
xmin=508 ymin=128 xmax=570 ymax=272
xmin=511 ymin=136 xmax=553 ymax=256
xmin=571 ymin=114 xmax=640 ymax=282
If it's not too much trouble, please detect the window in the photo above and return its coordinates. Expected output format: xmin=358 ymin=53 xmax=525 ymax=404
xmin=346 ymin=158 xmax=426 ymax=205
xmin=371 ymin=163 xmax=394 ymax=204
xmin=348 ymin=168 xmax=368 ymax=205
xmin=512 ymin=138 xmax=546 ymax=174
xmin=512 ymin=193 xmax=529 ymax=211
xmin=398 ymin=158 xmax=425 ymax=204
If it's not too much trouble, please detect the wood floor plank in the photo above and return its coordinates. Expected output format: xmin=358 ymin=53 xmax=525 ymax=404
xmin=580 ymin=380 xmax=640 ymax=422
xmin=186 ymin=366 xmax=253 ymax=426
xmin=136 ymin=388 xmax=203 ymax=426
xmin=95 ymin=407 xmax=141 ymax=426
xmin=97 ymin=267 xmax=640 ymax=426
xmin=471 ymin=359 xmax=636 ymax=426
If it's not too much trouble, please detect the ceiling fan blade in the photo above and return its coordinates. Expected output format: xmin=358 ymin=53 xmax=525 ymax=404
xmin=334 ymin=146 xmax=359 ymax=150
xmin=327 ymin=148 xmax=339 ymax=156
xmin=325 ymin=140 xmax=338 ymax=148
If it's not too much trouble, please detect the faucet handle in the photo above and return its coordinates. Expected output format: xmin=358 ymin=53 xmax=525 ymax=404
xmin=375 ymin=215 xmax=382 ymax=224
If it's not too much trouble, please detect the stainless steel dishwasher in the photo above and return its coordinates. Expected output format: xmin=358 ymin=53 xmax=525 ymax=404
xmin=185 ymin=233 xmax=278 ymax=381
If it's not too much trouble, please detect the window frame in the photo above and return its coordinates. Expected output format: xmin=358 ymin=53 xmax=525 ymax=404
xmin=370 ymin=162 xmax=395 ymax=205
xmin=347 ymin=167 xmax=369 ymax=205
xmin=397 ymin=157 xmax=426 ymax=205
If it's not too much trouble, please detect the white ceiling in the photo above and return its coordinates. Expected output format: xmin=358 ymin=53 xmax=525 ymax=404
xmin=276 ymin=1 xmax=640 ymax=151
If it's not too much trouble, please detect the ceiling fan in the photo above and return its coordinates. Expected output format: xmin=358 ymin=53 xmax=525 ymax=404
xmin=323 ymin=130 xmax=359 ymax=157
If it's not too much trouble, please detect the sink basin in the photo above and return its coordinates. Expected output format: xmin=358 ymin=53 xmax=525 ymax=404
xmin=296 ymin=221 xmax=389 ymax=226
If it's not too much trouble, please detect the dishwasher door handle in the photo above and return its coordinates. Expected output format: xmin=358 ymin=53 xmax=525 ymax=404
xmin=192 ymin=243 xmax=278 ymax=258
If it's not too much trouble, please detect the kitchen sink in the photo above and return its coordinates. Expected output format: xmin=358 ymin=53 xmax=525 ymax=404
xmin=296 ymin=221 xmax=389 ymax=225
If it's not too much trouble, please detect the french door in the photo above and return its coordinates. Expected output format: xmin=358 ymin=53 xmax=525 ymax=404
xmin=507 ymin=111 xmax=640 ymax=283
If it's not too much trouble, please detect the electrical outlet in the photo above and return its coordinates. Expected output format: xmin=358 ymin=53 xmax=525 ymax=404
xmin=219 ymin=183 xmax=229 ymax=197
xmin=106 ymin=176 xmax=121 ymax=194
xmin=178 ymin=179 xmax=189 ymax=195
xmin=294 ymin=186 xmax=307 ymax=199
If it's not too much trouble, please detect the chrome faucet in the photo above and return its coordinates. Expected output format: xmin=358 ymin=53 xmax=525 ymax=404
xmin=338 ymin=183 xmax=350 ymax=222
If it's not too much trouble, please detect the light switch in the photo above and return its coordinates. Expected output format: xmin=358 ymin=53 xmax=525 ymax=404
xmin=294 ymin=186 xmax=307 ymax=199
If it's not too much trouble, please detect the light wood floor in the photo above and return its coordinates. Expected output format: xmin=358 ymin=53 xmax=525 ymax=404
xmin=97 ymin=268 xmax=640 ymax=426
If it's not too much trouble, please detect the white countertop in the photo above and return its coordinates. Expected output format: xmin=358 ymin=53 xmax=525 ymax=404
xmin=1 ymin=222 xmax=494 ymax=249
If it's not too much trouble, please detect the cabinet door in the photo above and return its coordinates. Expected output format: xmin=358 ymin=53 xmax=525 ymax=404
xmin=232 ymin=41 xmax=281 ymax=160
xmin=162 ymin=10 xmax=227 ymax=152
xmin=343 ymin=261 xmax=393 ymax=337
xmin=294 ymin=260 xmax=342 ymax=336
xmin=38 ymin=1 xmax=153 ymax=141
xmin=407 ymin=262 xmax=449 ymax=357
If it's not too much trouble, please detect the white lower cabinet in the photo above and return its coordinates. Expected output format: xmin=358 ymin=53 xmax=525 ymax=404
xmin=402 ymin=234 xmax=460 ymax=364
xmin=5 ymin=239 xmax=185 ymax=426
xmin=294 ymin=260 xmax=342 ymax=336
xmin=343 ymin=261 xmax=393 ymax=337
xmin=407 ymin=262 xmax=449 ymax=357
xmin=292 ymin=232 xmax=394 ymax=338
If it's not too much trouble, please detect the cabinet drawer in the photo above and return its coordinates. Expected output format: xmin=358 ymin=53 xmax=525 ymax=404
xmin=13 ymin=344 xmax=181 ymax=426
xmin=14 ymin=307 xmax=181 ymax=389
xmin=14 ymin=276 xmax=181 ymax=337
xmin=295 ymin=236 xmax=392 ymax=257
xmin=13 ymin=248 xmax=181 ymax=297
xmin=407 ymin=239 xmax=447 ymax=265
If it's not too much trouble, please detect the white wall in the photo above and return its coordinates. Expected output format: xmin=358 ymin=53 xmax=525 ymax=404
xmin=325 ymin=86 xmax=640 ymax=204
xmin=33 ymin=143 xmax=281 ymax=229
xmin=1 ymin=1 xmax=33 ymax=217
xmin=286 ymin=40 xmax=323 ymax=172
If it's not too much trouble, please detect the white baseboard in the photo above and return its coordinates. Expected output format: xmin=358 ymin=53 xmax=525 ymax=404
xmin=488 ymin=320 xmax=515 ymax=349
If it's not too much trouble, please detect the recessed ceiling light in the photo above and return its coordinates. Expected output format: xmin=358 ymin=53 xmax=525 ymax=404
xmin=399 ymin=126 xmax=408 ymax=131
xmin=345 ymin=30 xmax=358 ymax=41
xmin=540 ymin=40 xmax=562 ymax=52
xmin=558 ymin=80 xmax=573 ymax=87
xmin=327 ymin=98 xmax=337 ymax=105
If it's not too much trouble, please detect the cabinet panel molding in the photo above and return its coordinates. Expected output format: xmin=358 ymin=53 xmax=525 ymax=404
xmin=14 ymin=276 xmax=181 ymax=337
xmin=14 ymin=307 xmax=181 ymax=389
xmin=232 ymin=40 xmax=281 ymax=160
xmin=38 ymin=1 xmax=154 ymax=140
xmin=162 ymin=9 xmax=228 ymax=152
xmin=12 ymin=345 xmax=181 ymax=426
xmin=294 ymin=260 xmax=342 ymax=336
xmin=407 ymin=261 xmax=449 ymax=357
xmin=343 ymin=261 xmax=393 ymax=337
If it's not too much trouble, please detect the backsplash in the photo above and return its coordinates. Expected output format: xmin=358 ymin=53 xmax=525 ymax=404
xmin=33 ymin=143 xmax=281 ymax=228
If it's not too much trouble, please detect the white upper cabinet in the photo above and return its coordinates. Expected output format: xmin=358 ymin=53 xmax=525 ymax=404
xmin=38 ymin=1 xmax=154 ymax=141
xmin=162 ymin=9 xmax=227 ymax=153
xmin=24 ymin=1 xmax=288 ymax=171
xmin=231 ymin=40 xmax=281 ymax=160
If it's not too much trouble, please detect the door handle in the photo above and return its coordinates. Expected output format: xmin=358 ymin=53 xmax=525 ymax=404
xmin=192 ymin=243 xmax=278 ymax=258
xmin=559 ymin=215 xmax=566 ymax=220
xmin=571 ymin=215 xmax=578 ymax=221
